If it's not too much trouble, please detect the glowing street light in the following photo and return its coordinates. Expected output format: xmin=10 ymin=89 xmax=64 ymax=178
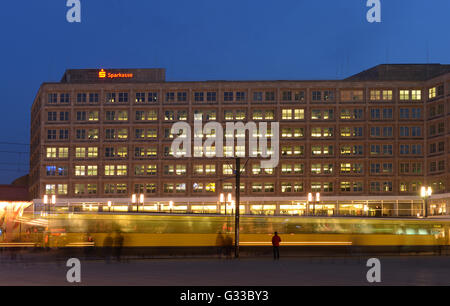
xmin=420 ymin=186 xmax=432 ymax=218
xmin=43 ymin=195 xmax=48 ymax=216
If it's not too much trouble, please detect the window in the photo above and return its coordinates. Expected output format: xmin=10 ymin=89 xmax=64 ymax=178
xmin=194 ymin=92 xmax=204 ymax=102
xmin=340 ymin=90 xmax=364 ymax=102
xmin=177 ymin=92 xmax=187 ymax=102
xmin=118 ymin=92 xmax=128 ymax=102
xmin=148 ymin=92 xmax=158 ymax=102
xmin=207 ymin=92 xmax=217 ymax=102
xmin=135 ymin=92 xmax=145 ymax=103
xmin=75 ymin=165 xmax=85 ymax=176
xmin=224 ymin=92 xmax=233 ymax=102
xmin=48 ymin=112 xmax=57 ymax=121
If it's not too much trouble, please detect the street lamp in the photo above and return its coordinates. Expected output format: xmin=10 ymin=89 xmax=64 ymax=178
xmin=107 ymin=201 xmax=112 ymax=212
xmin=132 ymin=194 xmax=137 ymax=212
xmin=49 ymin=195 xmax=56 ymax=214
xmin=315 ymin=192 xmax=320 ymax=215
xmin=219 ymin=193 xmax=225 ymax=215
xmin=420 ymin=186 xmax=432 ymax=218
xmin=169 ymin=201 xmax=174 ymax=213
xmin=219 ymin=193 xmax=233 ymax=215
xmin=43 ymin=195 xmax=48 ymax=215
xmin=307 ymin=193 xmax=313 ymax=216
xmin=139 ymin=194 xmax=145 ymax=212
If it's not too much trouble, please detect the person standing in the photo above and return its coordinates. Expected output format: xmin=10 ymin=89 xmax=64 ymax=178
xmin=272 ymin=232 xmax=281 ymax=260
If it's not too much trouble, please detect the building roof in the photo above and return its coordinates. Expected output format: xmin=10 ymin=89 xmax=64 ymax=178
xmin=345 ymin=64 xmax=450 ymax=82
xmin=0 ymin=185 xmax=31 ymax=201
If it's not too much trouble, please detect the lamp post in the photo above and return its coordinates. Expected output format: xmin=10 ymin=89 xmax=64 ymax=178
xmin=43 ymin=195 xmax=48 ymax=216
xmin=139 ymin=194 xmax=144 ymax=212
xmin=131 ymin=194 xmax=137 ymax=212
xmin=219 ymin=193 xmax=225 ymax=215
xmin=315 ymin=192 xmax=320 ymax=216
xmin=307 ymin=193 xmax=313 ymax=216
xmin=420 ymin=186 xmax=432 ymax=218
xmin=50 ymin=195 xmax=56 ymax=214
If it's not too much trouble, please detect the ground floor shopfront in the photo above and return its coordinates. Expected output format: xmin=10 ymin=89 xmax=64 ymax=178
xmin=32 ymin=195 xmax=450 ymax=218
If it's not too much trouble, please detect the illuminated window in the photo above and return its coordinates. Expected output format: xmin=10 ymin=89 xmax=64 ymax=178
xmin=252 ymin=183 xmax=263 ymax=193
xmin=105 ymin=165 xmax=115 ymax=176
xmin=75 ymin=148 xmax=86 ymax=158
xmin=87 ymin=165 xmax=97 ymax=176
xmin=282 ymin=109 xmax=292 ymax=120
xmin=75 ymin=184 xmax=85 ymax=195
xmin=146 ymin=165 xmax=157 ymax=176
xmin=205 ymin=164 xmax=215 ymax=175
xmin=117 ymin=147 xmax=127 ymax=158
xmin=370 ymin=90 xmax=381 ymax=101
xmin=176 ymin=183 xmax=186 ymax=193
xmin=116 ymin=165 xmax=127 ymax=176
xmin=176 ymin=165 xmax=187 ymax=176
xmin=294 ymin=109 xmax=304 ymax=120
xmin=411 ymin=90 xmax=421 ymax=100
xmin=58 ymin=147 xmax=69 ymax=158
xmin=223 ymin=164 xmax=233 ymax=175
xmin=205 ymin=183 xmax=215 ymax=193
xmin=253 ymin=110 xmax=263 ymax=120
xmin=236 ymin=110 xmax=246 ymax=120
xmin=135 ymin=92 xmax=145 ymax=103
xmin=429 ymin=87 xmax=437 ymax=99
xmin=75 ymin=165 xmax=85 ymax=176
xmin=88 ymin=184 xmax=97 ymax=194
xmin=281 ymin=183 xmax=292 ymax=193
xmin=88 ymin=147 xmax=98 ymax=158
xmin=88 ymin=111 xmax=99 ymax=121
xmin=311 ymin=164 xmax=321 ymax=174
xmin=340 ymin=163 xmax=351 ymax=174
xmin=399 ymin=90 xmax=410 ymax=100
xmin=46 ymin=147 xmax=57 ymax=158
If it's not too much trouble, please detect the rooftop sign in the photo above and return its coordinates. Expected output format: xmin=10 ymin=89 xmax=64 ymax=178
xmin=60 ymin=68 xmax=166 ymax=83
xmin=99 ymin=69 xmax=134 ymax=79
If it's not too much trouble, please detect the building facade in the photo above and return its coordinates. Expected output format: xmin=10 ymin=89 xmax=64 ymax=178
xmin=29 ymin=65 xmax=450 ymax=216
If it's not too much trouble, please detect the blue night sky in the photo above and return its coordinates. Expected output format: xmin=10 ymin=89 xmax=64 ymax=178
xmin=0 ymin=0 xmax=449 ymax=183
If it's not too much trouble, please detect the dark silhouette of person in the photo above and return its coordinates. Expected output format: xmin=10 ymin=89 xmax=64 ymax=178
xmin=224 ymin=235 xmax=233 ymax=259
xmin=216 ymin=232 xmax=225 ymax=258
xmin=272 ymin=232 xmax=281 ymax=260
xmin=103 ymin=233 xmax=113 ymax=263
xmin=113 ymin=231 xmax=124 ymax=262
xmin=84 ymin=233 xmax=95 ymax=258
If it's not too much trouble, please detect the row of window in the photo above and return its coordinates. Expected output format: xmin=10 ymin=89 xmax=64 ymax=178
xmin=46 ymin=125 xmax=425 ymax=142
xmin=45 ymin=180 xmax=442 ymax=196
xmin=46 ymin=86 xmax=445 ymax=105
xmin=45 ymin=107 xmax=426 ymax=123
xmin=45 ymin=143 xmax=428 ymax=160
xmin=45 ymin=161 xmax=432 ymax=178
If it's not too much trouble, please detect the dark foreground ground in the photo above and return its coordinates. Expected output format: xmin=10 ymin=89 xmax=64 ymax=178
xmin=1 ymin=255 xmax=450 ymax=286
